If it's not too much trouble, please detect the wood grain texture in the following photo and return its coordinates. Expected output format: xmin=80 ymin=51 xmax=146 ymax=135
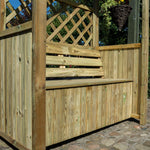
xmin=32 ymin=0 xmax=47 ymax=150
xmin=46 ymin=42 xmax=103 ymax=78
xmin=46 ymin=68 xmax=104 ymax=77
xmin=97 ymin=43 xmax=141 ymax=51
xmin=46 ymin=82 xmax=133 ymax=146
xmin=46 ymin=55 xmax=103 ymax=67
xmin=46 ymin=42 xmax=100 ymax=58
xmin=140 ymin=0 xmax=149 ymax=125
xmin=46 ymin=79 xmax=133 ymax=89
xmin=0 ymin=32 xmax=32 ymax=149
xmin=0 ymin=0 xmax=6 ymax=31
xmin=0 ymin=21 xmax=32 ymax=38
xmin=100 ymin=46 xmax=141 ymax=118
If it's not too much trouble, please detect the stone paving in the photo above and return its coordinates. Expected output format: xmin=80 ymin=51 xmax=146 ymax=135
xmin=0 ymin=100 xmax=150 ymax=150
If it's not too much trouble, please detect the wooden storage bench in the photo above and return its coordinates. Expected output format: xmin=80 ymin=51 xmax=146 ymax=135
xmin=0 ymin=0 xmax=149 ymax=150
xmin=46 ymin=79 xmax=133 ymax=146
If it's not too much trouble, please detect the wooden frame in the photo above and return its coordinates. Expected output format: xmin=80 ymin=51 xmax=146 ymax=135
xmin=0 ymin=0 xmax=149 ymax=149
xmin=32 ymin=0 xmax=47 ymax=149
xmin=0 ymin=0 xmax=5 ymax=31
xmin=140 ymin=0 xmax=149 ymax=125
xmin=93 ymin=0 xmax=99 ymax=47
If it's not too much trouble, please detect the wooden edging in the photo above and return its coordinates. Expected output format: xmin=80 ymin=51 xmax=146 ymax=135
xmin=0 ymin=21 xmax=32 ymax=38
xmin=57 ymin=0 xmax=94 ymax=12
xmin=131 ymin=114 xmax=140 ymax=120
xmin=96 ymin=43 xmax=141 ymax=51
xmin=47 ymin=42 xmax=141 ymax=51
xmin=46 ymin=79 xmax=133 ymax=90
xmin=0 ymin=131 xmax=29 ymax=150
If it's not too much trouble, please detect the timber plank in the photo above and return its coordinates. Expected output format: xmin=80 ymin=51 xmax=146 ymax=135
xmin=0 ymin=21 xmax=32 ymax=38
xmin=80 ymin=87 xmax=87 ymax=134
xmin=11 ymin=36 xmax=16 ymax=140
xmin=46 ymin=55 xmax=103 ymax=67
xmin=86 ymin=86 xmax=92 ymax=131
xmin=133 ymin=49 xmax=140 ymax=114
xmin=97 ymin=86 xmax=102 ymax=128
xmin=46 ymin=68 xmax=104 ymax=77
xmin=0 ymin=40 xmax=5 ymax=132
xmin=97 ymin=43 xmax=141 ymax=51
xmin=46 ymin=42 xmax=101 ymax=57
xmin=46 ymin=79 xmax=133 ymax=90
xmin=24 ymin=32 xmax=32 ymax=149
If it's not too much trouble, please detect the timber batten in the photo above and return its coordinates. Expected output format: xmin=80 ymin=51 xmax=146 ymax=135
xmin=0 ymin=0 xmax=149 ymax=150
xmin=46 ymin=79 xmax=133 ymax=89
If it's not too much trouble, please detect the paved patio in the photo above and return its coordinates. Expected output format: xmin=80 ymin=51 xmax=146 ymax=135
xmin=0 ymin=100 xmax=150 ymax=150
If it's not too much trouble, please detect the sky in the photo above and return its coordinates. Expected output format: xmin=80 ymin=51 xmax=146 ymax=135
xmin=9 ymin=0 xmax=21 ymax=9
xmin=8 ymin=0 xmax=54 ymax=14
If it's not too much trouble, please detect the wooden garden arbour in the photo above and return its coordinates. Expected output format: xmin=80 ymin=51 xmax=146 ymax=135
xmin=0 ymin=0 xmax=149 ymax=150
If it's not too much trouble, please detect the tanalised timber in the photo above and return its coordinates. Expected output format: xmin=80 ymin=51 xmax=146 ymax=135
xmin=0 ymin=31 xmax=32 ymax=149
xmin=0 ymin=21 xmax=32 ymax=38
xmin=32 ymin=0 xmax=47 ymax=150
xmin=0 ymin=0 xmax=149 ymax=149
xmin=0 ymin=131 xmax=30 ymax=150
xmin=96 ymin=43 xmax=141 ymax=51
xmin=46 ymin=42 xmax=101 ymax=57
xmin=46 ymin=68 xmax=104 ymax=78
xmin=46 ymin=82 xmax=133 ymax=146
xmin=140 ymin=0 xmax=149 ymax=125
xmin=46 ymin=79 xmax=133 ymax=89
xmin=100 ymin=45 xmax=141 ymax=118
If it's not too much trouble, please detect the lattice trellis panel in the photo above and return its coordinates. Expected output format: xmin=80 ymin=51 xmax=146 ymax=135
xmin=6 ymin=0 xmax=32 ymax=28
xmin=46 ymin=1 xmax=93 ymax=46
xmin=6 ymin=0 xmax=94 ymax=46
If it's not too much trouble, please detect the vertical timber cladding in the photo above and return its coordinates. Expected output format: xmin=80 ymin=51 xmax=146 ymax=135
xmin=0 ymin=32 xmax=32 ymax=149
xmin=46 ymin=82 xmax=132 ymax=146
xmin=100 ymin=45 xmax=141 ymax=116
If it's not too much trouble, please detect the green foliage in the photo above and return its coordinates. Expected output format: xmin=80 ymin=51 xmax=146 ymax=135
xmin=101 ymin=0 xmax=117 ymax=27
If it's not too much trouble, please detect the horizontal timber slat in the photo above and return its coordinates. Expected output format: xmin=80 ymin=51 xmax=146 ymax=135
xmin=46 ymin=42 xmax=101 ymax=57
xmin=46 ymin=55 xmax=102 ymax=66
xmin=0 ymin=21 xmax=32 ymax=38
xmin=46 ymin=68 xmax=104 ymax=77
xmin=96 ymin=43 xmax=141 ymax=51
xmin=46 ymin=79 xmax=133 ymax=89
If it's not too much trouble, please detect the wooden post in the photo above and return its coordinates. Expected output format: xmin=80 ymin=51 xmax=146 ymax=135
xmin=0 ymin=0 xmax=5 ymax=31
xmin=128 ymin=0 xmax=140 ymax=43
xmin=140 ymin=0 xmax=149 ymax=125
xmin=93 ymin=0 xmax=99 ymax=47
xmin=32 ymin=0 xmax=47 ymax=149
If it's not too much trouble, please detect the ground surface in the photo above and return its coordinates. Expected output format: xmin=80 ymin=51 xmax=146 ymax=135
xmin=0 ymin=101 xmax=150 ymax=150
